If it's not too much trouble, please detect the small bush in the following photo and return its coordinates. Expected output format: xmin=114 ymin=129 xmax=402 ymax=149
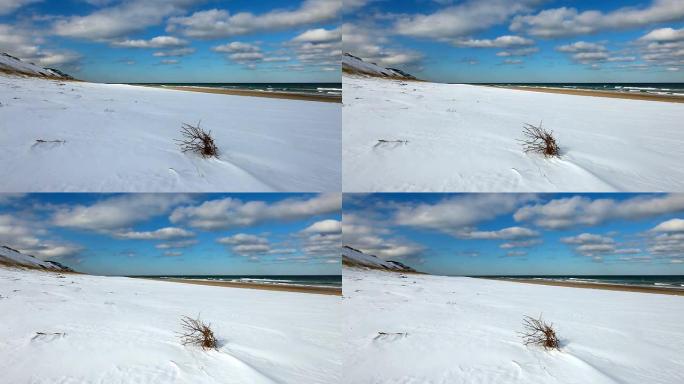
xmin=176 ymin=121 xmax=219 ymax=158
xmin=520 ymin=121 xmax=560 ymax=158
xmin=520 ymin=314 xmax=560 ymax=350
xmin=179 ymin=315 xmax=218 ymax=350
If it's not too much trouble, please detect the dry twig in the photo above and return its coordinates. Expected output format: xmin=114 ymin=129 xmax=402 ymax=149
xmin=178 ymin=315 xmax=218 ymax=350
xmin=520 ymin=314 xmax=560 ymax=350
xmin=519 ymin=121 xmax=560 ymax=158
xmin=175 ymin=121 xmax=219 ymax=158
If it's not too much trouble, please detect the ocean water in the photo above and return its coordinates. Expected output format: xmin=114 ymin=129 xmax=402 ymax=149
xmin=132 ymin=82 xmax=342 ymax=97
xmin=478 ymin=275 xmax=684 ymax=290
xmin=475 ymin=83 xmax=684 ymax=97
xmin=138 ymin=274 xmax=342 ymax=288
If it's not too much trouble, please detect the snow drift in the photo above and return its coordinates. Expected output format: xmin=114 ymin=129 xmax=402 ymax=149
xmin=0 ymin=75 xmax=340 ymax=192
xmin=0 ymin=267 xmax=340 ymax=383
xmin=342 ymin=246 xmax=417 ymax=272
xmin=0 ymin=245 xmax=73 ymax=272
xmin=342 ymin=75 xmax=684 ymax=192
xmin=343 ymin=268 xmax=684 ymax=384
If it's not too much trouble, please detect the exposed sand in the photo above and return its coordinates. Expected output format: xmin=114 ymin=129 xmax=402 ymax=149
xmin=141 ymin=277 xmax=342 ymax=296
xmin=144 ymin=85 xmax=342 ymax=103
xmin=490 ymin=278 xmax=684 ymax=296
xmin=493 ymin=85 xmax=684 ymax=103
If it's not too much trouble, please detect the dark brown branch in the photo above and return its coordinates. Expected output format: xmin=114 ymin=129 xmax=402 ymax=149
xmin=519 ymin=314 xmax=560 ymax=350
xmin=519 ymin=121 xmax=560 ymax=158
xmin=175 ymin=121 xmax=219 ymax=158
xmin=178 ymin=315 xmax=218 ymax=350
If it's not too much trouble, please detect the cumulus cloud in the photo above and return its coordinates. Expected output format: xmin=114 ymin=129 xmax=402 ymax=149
xmin=510 ymin=1 xmax=684 ymax=38
xmin=500 ymin=239 xmax=542 ymax=249
xmin=52 ymin=194 xmax=191 ymax=232
xmin=0 ymin=24 xmax=81 ymax=69
xmin=560 ymin=232 xmax=641 ymax=260
xmin=170 ymin=194 xmax=341 ymax=230
xmin=651 ymin=218 xmax=684 ymax=233
xmin=54 ymin=0 xmax=201 ymax=40
xmin=457 ymin=226 xmax=539 ymax=240
xmin=216 ymin=233 xmax=272 ymax=257
xmin=394 ymin=194 xmax=536 ymax=235
xmin=114 ymin=227 xmax=194 ymax=240
xmin=452 ymin=35 xmax=534 ymax=48
xmin=155 ymin=239 xmax=198 ymax=249
xmin=153 ymin=47 xmax=195 ymax=57
xmin=639 ymin=27 xmax=684 ymax=42
xmin=111 ymin=36 xmax=187 ymax=48
xmin=394 ymin=0 xmax=543 ymax=40
xmin=212 ymin=41 xmax=260 ymax=53
xmin=167 ymin=0 xmax=341 ymax=39
xmin=514 ymin=194 xmax=684 ymax=230
xmin=293 ymin=27 xmax=340 ymax=43
xmin=496 ymin=47 xmax=538 ymax=57
xmin=302 ymin=219 xmax=342 ymax=234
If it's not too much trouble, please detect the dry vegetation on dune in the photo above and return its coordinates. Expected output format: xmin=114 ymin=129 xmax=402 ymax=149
xmin=520 ymin=122 xmax=561 ymax=158
xmin=179 ymin=315 xmax=218 ymax=351
xmin=520 ymin=314 xmax=560 ymax=350
xmin=176 ymin=121 xmax=219 ymax=158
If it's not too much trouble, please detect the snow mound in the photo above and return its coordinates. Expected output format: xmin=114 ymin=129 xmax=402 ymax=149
xmin=0 ymin=52 xmax=73 ymax=79
xmin=0 ymin=245 xmax=73 ymax=271
xmin=342 ymin=53 xmax=416 ymax=80
xmin=342 ymin=245 xmax=417 ymax=272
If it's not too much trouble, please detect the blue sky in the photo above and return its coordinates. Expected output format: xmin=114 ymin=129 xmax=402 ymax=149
xmin=0 ymin=193 xmax=341 ymax=276
xmin=0 ymin=0 xmax=342 ymax=82
xmin=343 ymin=193 xmax=684 ymax=276
xmin=344 ymin=0 xmax=684 ymax=82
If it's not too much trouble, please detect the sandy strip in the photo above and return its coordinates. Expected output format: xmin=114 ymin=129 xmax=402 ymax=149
xmin=143 ymin=85 xmax=341 ymax=103
xmin=489 ymin=278 xmax=684 ymax=296
xmin=140 ymin=277 xmax=342 ymax=296
xmin=491 ymin=85 xmax=684 ymax=103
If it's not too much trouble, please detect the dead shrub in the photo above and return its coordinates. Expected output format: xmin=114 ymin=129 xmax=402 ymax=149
xmin=520 ymin=121 xmax=560 ymax=158
xmin=520 ymin=314 xmax=560 ymax=350
xmin=176 ymin=121 xmax=219 ymax=158
xmin=179 ymin=315 xmax=218 ymax=350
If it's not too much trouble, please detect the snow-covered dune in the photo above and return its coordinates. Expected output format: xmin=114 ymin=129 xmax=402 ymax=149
xmin=0 ymin=267 xmax=340 ymax=383
xmin=342 ymin=245 xmax=417 ymax=272
xmin=342 ymin=53 xmax=416 ymax=80
xmin=0 ymin=245 xmax=72 ymax=271
xmin=342 ymin=75 xmax=684 ymax=192
xmin=343 ymin=268 xmax=684 ymax=384
xmin=0 ymin=53 xmax=72 ymax=79
xmin=0 ymin=75 xmax=340 ymax=192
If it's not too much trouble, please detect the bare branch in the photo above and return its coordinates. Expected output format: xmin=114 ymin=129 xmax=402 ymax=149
xmin=175 ymin=121 xmax=219 ymax=158
xmin=519 ymin=314 xmax=560 ymax=350
xmin=178 ymin=315 xmax=218 ymax=350
xmin=519 ymin=121 xmax=560 ymax=158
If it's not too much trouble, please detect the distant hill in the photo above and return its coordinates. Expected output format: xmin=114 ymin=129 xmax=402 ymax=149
xmin=0 ymin=52 xmax=74 ymax=80
xmin=342 ymin=245 xmax=418 ymax=273
xmin=0 ymin=245 xmax=75 ymax=272
xmin=342 ymin=53 xmax=417 ymax=80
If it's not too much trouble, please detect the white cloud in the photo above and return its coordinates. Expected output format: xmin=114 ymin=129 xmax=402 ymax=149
xmin=496 ymin=47 xmax=538 ymax=57
xmin=394 ymin=0 xmax=543 ymax=40
xmin=54 ymin=0 xmax=201 ymax=40
xmin=457 ymin=226 xmax=539 ymax=240
xmin=0 ymin=24 xmax=81 ymax=69
xmin=167 ymin=0 xmax=341 ymax=39
xmin=452 ymin=35 xmax=534 ymax=48
xmin=395 ymin=194 xmax=535 ymax=234
xmin=293 ymin=27 xmax=340 ymax=43
xmin=302 ymin=219 xmax=342 ymax=235
xmin=514 ymin=194 xmax=684 ymax=229
xmin=155 ymin=239 xmax=198 ymax=249
xmin=111 ymin=36 xmax=187 ymax=48
xmin=343 ymin=213 xmax=424 ymax=261
xmin=510 ymin=1 xmax=684 ymax=38
xmin=217 ymin=233 xmax=271 ymax=257
xmin=212 ymin=41 xmax=260 ymax=53
xmin=170 ymin=194 xmax=341 ymax=230
xmin=556 ymin=41 xmax=606 ymax=52
xmin=651 ymin=218 xmax=684 ymax=233
xmin=639 ymin=27 xmax=684 ymax=42
xmin=52 ymin=194 xmax=191 ymax=232
xmin=500 ymin=239 xmax=542 ymax=249
xmin=114 ymin=227 xmax=194 ymax=240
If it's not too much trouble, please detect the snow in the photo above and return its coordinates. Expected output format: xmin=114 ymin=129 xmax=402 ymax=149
xmin=343 ymin=268 xmax=684 ymax=384
xmin=0 ymin=245 xmax=66 ymax=270
xmin=342 ymin=75 xmax=684 ymax=192
xmin=0 ymin=267 xmax=340 ymax=383
xmin=0 ymin=75 xmax=340 ymax=192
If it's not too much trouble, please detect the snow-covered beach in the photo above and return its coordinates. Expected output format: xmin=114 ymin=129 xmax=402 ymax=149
xmin=0 ymin=267 xmax=341 ymax=383
xmin=0 ymin=75 xmax=341 ymax=192
xmin=343 ymin=268 xmax=684 ymax=384
xmin=342 ymin=75 xmax=684 ymax=192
